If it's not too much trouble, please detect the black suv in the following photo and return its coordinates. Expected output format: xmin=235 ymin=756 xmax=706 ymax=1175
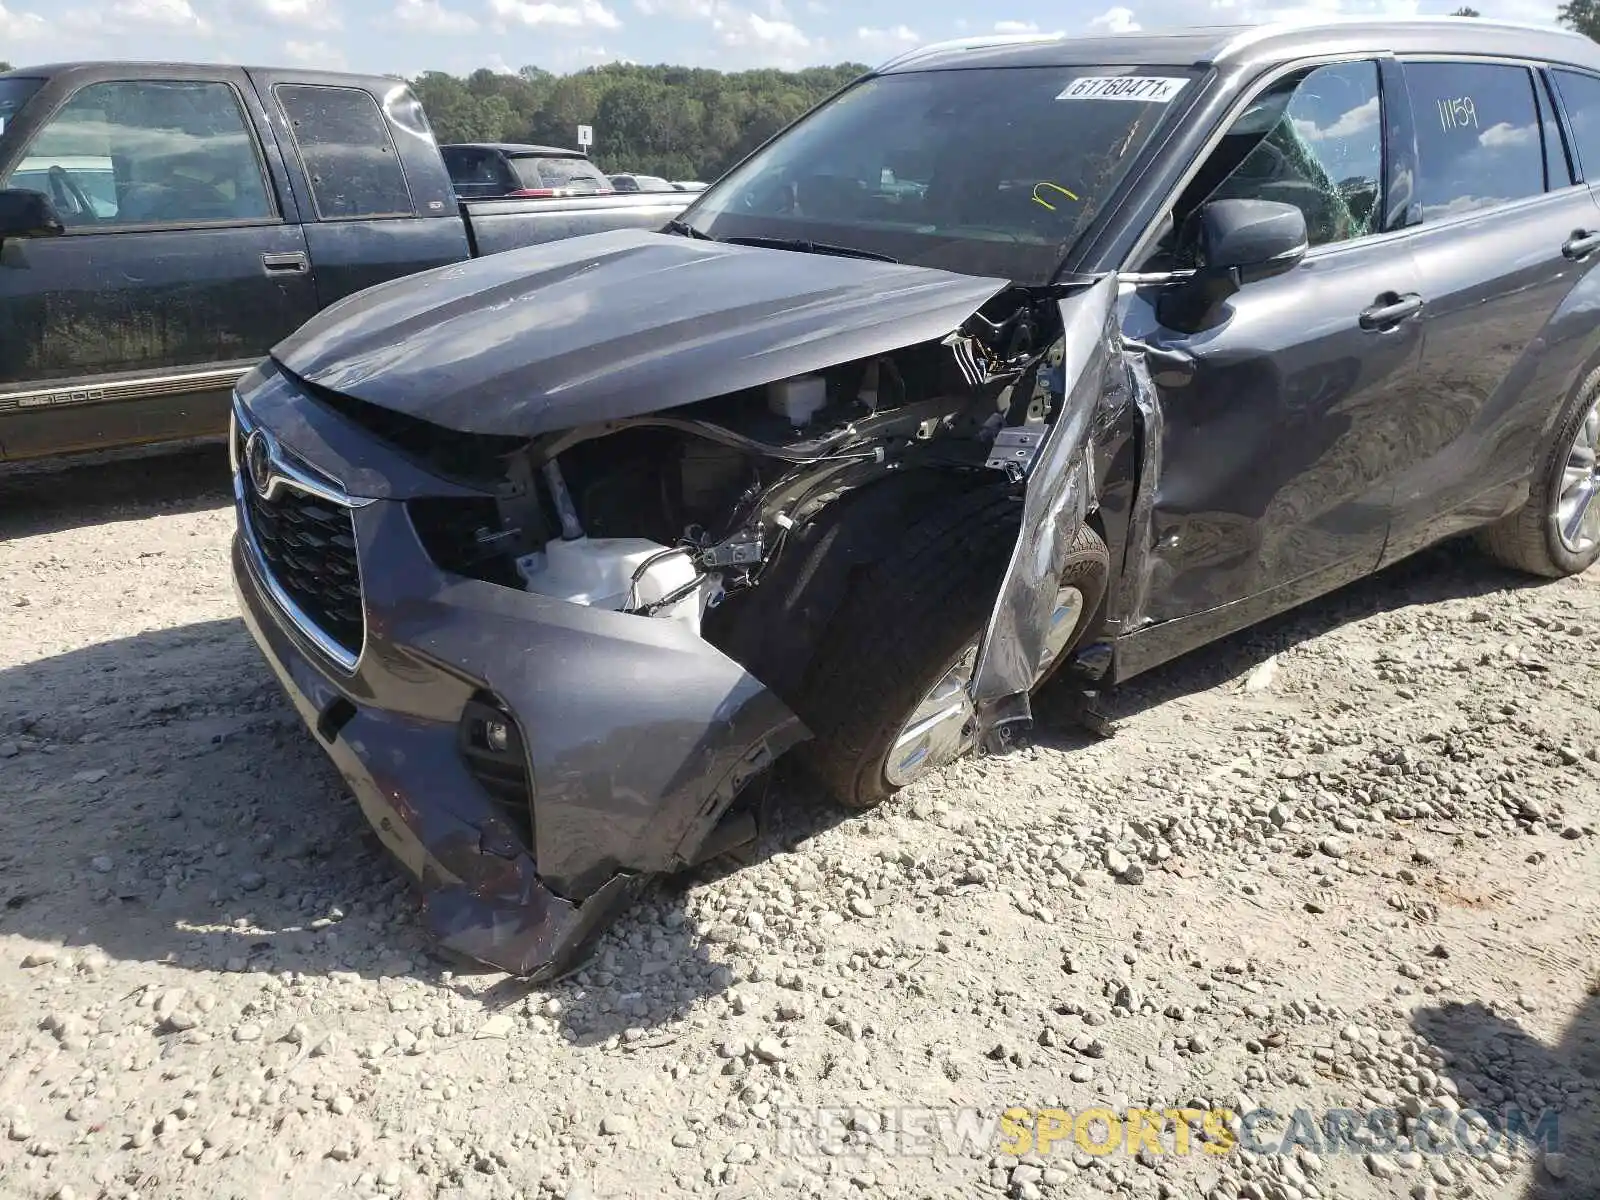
xmin=232 ymin=19 xmax=1600 ymax=976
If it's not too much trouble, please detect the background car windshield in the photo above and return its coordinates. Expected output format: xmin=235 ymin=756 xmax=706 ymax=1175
xmin=517 ymin=155 xmax=607 ymax=192
xmin=0 ymin=78 xmax=43 ymax=144
xmin=686 ymin=66 xmax=1195 ymax=282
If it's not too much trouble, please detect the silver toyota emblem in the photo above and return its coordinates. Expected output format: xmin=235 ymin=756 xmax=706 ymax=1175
xmin=244 ymin=429 xmax=275 ymax=499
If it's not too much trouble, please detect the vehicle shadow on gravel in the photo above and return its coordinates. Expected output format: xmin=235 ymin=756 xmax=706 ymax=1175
xmin=0 ymin=443 xmax=230 ymax=540
xmin=1028 ymin=538 xmax=1547 ymax=748
xmin=0 ymin=536 xmax=1555 ymax=1045
xmin=1411 ymin=992 xmax=1600 ymax=1195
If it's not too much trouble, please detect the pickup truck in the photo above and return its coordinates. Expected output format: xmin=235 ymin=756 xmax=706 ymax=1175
xmin=0 ymin=62 xmax=691 ymax=462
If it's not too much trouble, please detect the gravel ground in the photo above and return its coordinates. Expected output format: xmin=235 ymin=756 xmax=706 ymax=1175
xmin=0 ymin=449 xmax=1596 ymax=1200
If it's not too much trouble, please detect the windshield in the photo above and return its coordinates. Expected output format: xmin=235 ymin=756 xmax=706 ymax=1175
xmin=683 ymin=66 xmax=1196 ymax=283
xmin=0 ymin=78 xmax=44 ymax=146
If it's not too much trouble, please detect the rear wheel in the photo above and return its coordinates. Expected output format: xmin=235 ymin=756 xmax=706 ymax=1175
xmin=1476 ymin=370 xmax=1600 ymax=578
xmin=794 ymin=490 xmax=1109 ymax=810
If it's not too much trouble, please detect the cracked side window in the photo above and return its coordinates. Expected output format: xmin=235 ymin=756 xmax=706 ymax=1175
xmin=1144 ymin=61 xmax=1383 ymax=270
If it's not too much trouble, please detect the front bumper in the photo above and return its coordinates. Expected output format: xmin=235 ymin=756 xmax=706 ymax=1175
xmin=229 ymin=375 xmax=807 ymax=978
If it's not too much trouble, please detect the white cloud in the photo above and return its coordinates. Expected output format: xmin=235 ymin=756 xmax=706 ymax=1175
xmin=856 ymin=23 xmax=918 ymax=47
xmin=632 ymin=0 xmax=712 ymax=15
xmin=395 ymin=0 xmax=477 ymax=31
xmin=252 ymin=0 xmax=341 ymax=28
xmin=634 ymin=0 xmax=812 ymax=55
xmin=492 ymin=0 xmax=621 ymax=28
xmin=1295 ymin=95 xmax=1379 ymax=142
xmin=111 ymin=0 xmax=206 ymax=27
xmin=716 ymin=8 xmax=806 ymax=47
xmin=805 ymin=0 xmax=825 ymax=11
xmin=1086 ymin=5 xmax=1140 ymax=32
xmin=1480 ymin=120 xmax=1536 ymax=149
xmin=0 ymin=1 xmax=45 ymax=36
xmin=284 ymin=38 xmax=348 ymax=68
xmin=993 ymin=19 xmax=1039 ymax=32
xmin=1422 ymin=194 xmax=1496 ymax=219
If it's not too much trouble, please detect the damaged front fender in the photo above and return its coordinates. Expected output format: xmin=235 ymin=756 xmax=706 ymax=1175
xmin=970 ymin=274 xmax=1128 ymax=743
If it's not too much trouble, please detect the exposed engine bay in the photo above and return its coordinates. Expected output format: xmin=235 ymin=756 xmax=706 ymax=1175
xmin=386 ymin=286 xmax=1075 ymax=679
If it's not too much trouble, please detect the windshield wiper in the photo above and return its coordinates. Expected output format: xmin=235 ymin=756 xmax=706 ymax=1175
xmin=723 ymin=236 xmax=899 ymax=264
xmin=665 ymin=218 xmax=714 ymax=240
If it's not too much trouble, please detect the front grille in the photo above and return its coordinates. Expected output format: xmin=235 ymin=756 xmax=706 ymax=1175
xmin=233 ymin=407 xmax=366 ymax=667
xmin=242 ymin=483 xmax=364 ymax=661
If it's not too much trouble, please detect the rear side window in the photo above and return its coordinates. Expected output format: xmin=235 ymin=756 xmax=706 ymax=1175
xmin=1552 ymin=69 xmax=1600 ymax=180
xmin=443 ymin=146 xmax=510 ymax=190
xmin=1404 ymin=62 xmax=1545 ymax=220
xmin=517 ymin=155 xmax=607 ymax=193
xmin=276 ymin=84 xmax=413 ymax=219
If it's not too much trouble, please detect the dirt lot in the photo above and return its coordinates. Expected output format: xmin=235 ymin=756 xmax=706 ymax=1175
xmin=0 ymin=448 xmax=1596 ymax=1200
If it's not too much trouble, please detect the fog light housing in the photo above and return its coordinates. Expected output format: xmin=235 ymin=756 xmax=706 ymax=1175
xmin=457 ymin=698 xmax=535 ymax=847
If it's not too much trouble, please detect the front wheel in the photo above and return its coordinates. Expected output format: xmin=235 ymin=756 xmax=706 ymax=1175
xmin=794 ymin=491 xmax=1109 ymax=810
xmin=1476 ymin=369 xmax=1600 ymax=578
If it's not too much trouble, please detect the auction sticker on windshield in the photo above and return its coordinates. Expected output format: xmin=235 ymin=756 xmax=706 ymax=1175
xmin=1057 ymin=76 xmax=1188 ymax=102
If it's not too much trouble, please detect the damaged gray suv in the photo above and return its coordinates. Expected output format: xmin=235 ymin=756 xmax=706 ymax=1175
xmin=232 ymin=19 xmax=1600 ymax=976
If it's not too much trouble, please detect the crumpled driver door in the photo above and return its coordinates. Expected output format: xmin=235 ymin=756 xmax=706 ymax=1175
xmin=969 ymin=273 xmax=1126 ymax=745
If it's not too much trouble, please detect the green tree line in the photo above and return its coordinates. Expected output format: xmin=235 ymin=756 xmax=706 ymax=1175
xmin=410 ymin=62 xmax=867 ymax=183
xmin=1562 ymin=0 xmax=1600 ymax=38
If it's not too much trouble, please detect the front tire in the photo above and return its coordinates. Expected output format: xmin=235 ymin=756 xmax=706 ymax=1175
xmin=1476 ymin=369 xmax=1600 ymax=578
xmin=794 ymin=489 xmax=1109 ymax=810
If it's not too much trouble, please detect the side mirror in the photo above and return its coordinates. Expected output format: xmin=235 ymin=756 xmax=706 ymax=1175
xmin=1158 ymin=198 xmax=1308 ymax=333
xmin=1196 ymin=197 xmax=1308 ymax=281
xmin=0 ymin=189 xmax=66 ymax=241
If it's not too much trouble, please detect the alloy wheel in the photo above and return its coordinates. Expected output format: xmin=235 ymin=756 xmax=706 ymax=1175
xmin=1555 ymin=396 xmax=1600 ymax=556
xmin=883 ymin=584 xmax=1087 ymax=788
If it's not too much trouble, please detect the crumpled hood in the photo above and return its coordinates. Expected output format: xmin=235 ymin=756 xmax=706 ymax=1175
xmin=272 ymin=227 xmax=1011 ymax=436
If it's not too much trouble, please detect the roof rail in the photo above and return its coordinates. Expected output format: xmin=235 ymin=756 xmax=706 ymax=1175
xmin=877 ymin=32 xmax=1061 ymax=72
xmin=1213 ymin=14 xmax=1586 ymax=61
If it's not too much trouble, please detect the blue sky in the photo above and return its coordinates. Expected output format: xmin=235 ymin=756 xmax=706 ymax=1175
xmin=1 ymin=0 xmax=1567 ymax=78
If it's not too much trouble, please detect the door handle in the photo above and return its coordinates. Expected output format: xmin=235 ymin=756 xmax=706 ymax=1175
xmin=1358 ymin=292 xmax=1424 ymax=331
xmin=261 ymin=251 xmax=309 ymax=275
xmin=1563 ymin=230 xmax=1600 ymax=260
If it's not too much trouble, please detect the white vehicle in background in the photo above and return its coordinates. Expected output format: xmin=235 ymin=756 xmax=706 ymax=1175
xmin=672 ymin=180 xmax=707 ymax=192
xmin=11 ymin=154 xmax=117 ymax=217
